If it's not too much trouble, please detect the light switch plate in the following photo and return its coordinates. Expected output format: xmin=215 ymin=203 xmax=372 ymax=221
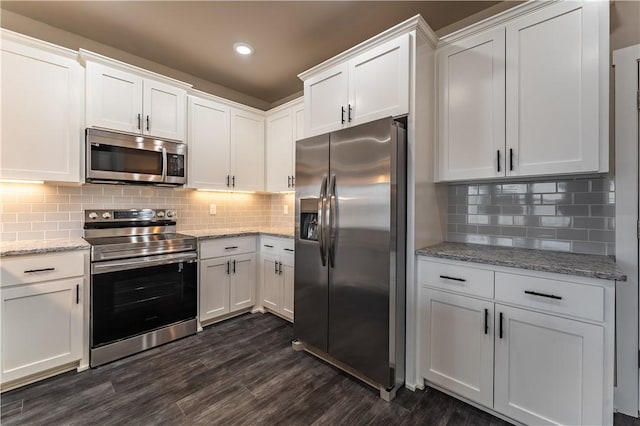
xmin=209 ymin=204 xmax=217 ymax=215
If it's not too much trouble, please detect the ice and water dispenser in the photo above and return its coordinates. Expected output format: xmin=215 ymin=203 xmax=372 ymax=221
xmin=300 ymin=198 xmax=319 ymax=241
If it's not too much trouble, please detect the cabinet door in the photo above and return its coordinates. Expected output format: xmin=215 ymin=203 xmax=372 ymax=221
xmin=230 ymin=253 xmax=256 ymax=313
xmin=303 ymin=63 xmax=348 ymax=137
xmin=187 ymin=96 xmax=231 ymax=190
xmin=422 ymin=289 xmax=494 ymax=407
xmin=1 ymin=279 xmax=82 ymax=383
xmin=231 ymin=108 xmax=265 ymax=191
xmin=280 ymin=255 xmax=294 ymax=321
xmin=143 ymin=79 xmax=186 ymax=141
xmin=437 ymin=28 xmax=506 ymax=181
xmin=348 ymin=33 xmax=410 ymax=126
xmin=1 ymin=35 xmax=82 ymax=183
xmin=262 ymin=254 xmax=280 ymax=312
xmin=266 ymin=109 xmax=293 ymax=192
xmin=494 ymin=305 xmax=604 ymax=426
xmin=87 ymin=62 xmax=143 ymax=134
xmin=506 ymin=1 xmax=601 ymax=176
xmin=199 ymin=257 xmax=231 ymax=322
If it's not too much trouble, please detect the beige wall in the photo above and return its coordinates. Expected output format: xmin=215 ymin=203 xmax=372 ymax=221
xmin=0 ymin=9 xmax=270 ymax=110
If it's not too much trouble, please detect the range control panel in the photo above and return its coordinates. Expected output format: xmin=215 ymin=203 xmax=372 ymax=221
xmin=84 ymin=209 xmax=177 ymax=222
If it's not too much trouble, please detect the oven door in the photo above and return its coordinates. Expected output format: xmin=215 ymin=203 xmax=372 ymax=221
xmin=91 ymin=252 xmax=197 ymax=348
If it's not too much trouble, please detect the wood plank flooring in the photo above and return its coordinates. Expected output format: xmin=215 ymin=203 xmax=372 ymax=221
xmin=1 ymin=313 xmax=638 ymax=425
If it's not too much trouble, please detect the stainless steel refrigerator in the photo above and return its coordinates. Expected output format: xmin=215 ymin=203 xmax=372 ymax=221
xmin=293 ymin=117 xmax=406 ymax=400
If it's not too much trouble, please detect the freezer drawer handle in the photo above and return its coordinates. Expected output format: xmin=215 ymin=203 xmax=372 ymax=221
xmin=524 ymin=290 xmax=562 ymax=300
xmin=439 ymin=275 xmax=466 ymax=282
xmin=24 ymin=267 xmax=56 ymax=274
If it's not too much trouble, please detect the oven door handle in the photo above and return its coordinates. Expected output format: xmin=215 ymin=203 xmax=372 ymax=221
xmin=91 ymin=252 xmax=197 ymax=274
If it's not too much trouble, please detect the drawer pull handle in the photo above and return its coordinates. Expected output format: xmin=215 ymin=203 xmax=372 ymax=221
xmin=264 ymin=244 xmax=274 ymax=248
xmin=484 ymin=308 xmax=488 ymax=335
xmin=24 ymin=267 xmax=56 ymax=274
xmin=225 ymin=246 xmax=239 ymax=250
xmin=439 ymin=275 xmax=466 ymax=282
xmin=284 ymin=248 xmax=294 ymax=252
xmin=524 ymin=290 xmax=562 ymax=300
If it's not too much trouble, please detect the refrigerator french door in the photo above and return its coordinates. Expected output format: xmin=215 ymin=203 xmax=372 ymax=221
xmin=294 ymin=117 xmax=406 ymax=399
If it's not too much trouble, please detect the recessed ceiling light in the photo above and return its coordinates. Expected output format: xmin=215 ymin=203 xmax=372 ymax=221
xmin=233 ymin=43 xmax=253 ymax=56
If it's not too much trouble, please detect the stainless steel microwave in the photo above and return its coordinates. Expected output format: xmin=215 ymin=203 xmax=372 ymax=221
xmin=86 ymin=129 xmax=186 ymax=186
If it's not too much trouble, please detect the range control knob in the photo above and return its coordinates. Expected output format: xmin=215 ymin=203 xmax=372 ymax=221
xmin=88 ymin=212 xmax=98 ymax=220
xmin=102 ymin=212 xmax=111 ymax=220
xmin=156 ymin=211 xmax=165 ymax=218
xmin=165 ymin=210 xmax=175 ymax=219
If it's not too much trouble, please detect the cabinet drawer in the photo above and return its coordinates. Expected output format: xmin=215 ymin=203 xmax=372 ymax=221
xmin=419 ymin=260 xmax=494 ymax=299
xmin=260 ymin=237 xmax=294 ymax=256
xmin=1 ymin=251 xmax=85 ymax=287
xmin=495 ymin=272 xmax=604 ymax=322
xmin=200 ymin=236 xmax=256 ymax=259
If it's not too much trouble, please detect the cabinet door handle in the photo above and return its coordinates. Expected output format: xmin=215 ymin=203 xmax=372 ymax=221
xmin=484 ymin=308 xmax=488 ymax=335
xmin=146 ymin=115 xmax=150 ymax=131
xmin=524 ymin=290 xmax=562 ymax=300
xmin=232 ymin=176 xmax=235 ymax=188
xmin=137 ymin=113 xmax=141 ymax=130
xmin=225 ymin=246 xmax=239 ymax=250
xmin=226 ymin=175 xmax=230 ymax=187
xmin=341 ymin=106 xmax=346 ymax=124
xmin=288 ymin=176 xmax=291 ymax=188
xmin=284 ymin=248 xmax=294 ymax=252
xmin=275 ymin=260 xmax=278 ymax=274
xmin=292 ymin=176 xmax=295 ymax=187
xmin=226 ymin=260 xmax=230 ymax=275
xmin=232 ymin=260 xmax=236 ymax=274
xmin=499 ymin=312 xmax=504 ymax=339
xmin=24 ymin=267 xmax=56 ymax=274
xmin=439 ymin=275 xmax=466 ymax=282
xmin=264 ymin=244 xmax=274 ymax=248
xmin=348 ymin=104 xmax=352 ymax=122
xmin=278 ymin=261 xmax=283 ymax=274
xmin=76 ymin=284 xmax=80 ymax=305
xmin=509 ymin=148 xmax=514 ymax=171
xmin=497 ymin=150 xmax=501 ymax=173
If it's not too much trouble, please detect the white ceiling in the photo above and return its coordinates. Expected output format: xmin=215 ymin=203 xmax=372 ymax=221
xmin=1 ymin=1 xmax=518 ymax=106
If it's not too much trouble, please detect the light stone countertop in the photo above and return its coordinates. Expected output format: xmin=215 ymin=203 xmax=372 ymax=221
xmin=416 ymin=241 xmax=626 ymax=282
xmin=182 ymin=227 xmax=294 ymax=240
xmin=0 ymin=238 xmax=90 ymax=258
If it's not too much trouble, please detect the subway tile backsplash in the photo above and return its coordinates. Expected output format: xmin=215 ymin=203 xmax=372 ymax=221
xmin=0 ymin=183 xmax=295 ymax=242
xmin=447 ymin=177 xmax=615 ymax=256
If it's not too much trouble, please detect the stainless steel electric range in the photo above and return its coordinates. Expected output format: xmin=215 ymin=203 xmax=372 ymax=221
xmin=83 ymin=208 xmax=197 ymax=367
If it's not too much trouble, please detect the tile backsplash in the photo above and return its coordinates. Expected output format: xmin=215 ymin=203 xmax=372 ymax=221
xmin=447 ymin=177 xmax=615 ymax=255
xmin=0 ymin=183 xmax=295 ymax=241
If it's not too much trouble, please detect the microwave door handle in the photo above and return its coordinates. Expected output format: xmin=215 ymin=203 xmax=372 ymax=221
xmin=161 ymin=147 xmax=168 ymax=182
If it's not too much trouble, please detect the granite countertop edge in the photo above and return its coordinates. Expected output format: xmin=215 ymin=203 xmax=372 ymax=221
xmin=416 ymin=243 xmax=626 ymax=282
xmin=182 ymin=229 xmax=294 ymax=240
xmin=0 ymin=238 xmax=91 ymax=258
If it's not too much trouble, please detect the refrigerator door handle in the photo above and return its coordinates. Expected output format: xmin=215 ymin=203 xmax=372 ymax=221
xmin=327 ymin=174 xmax=337 ymax=268
xmin=318 ymin=175 xmax=328 ymax=266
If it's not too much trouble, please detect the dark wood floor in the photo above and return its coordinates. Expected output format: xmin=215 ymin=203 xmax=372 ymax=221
xmin=1 ymin=313 xmax=638 ymax=426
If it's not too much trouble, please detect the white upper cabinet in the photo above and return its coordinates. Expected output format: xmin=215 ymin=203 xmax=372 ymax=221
xmin=437 ymin=28 xmax=506 ymax=181
xmin=265 ymin=98 xmax=303 ymax=192
xmin=86 ymin=59 xmax=186 ymax=141
xmin=505 ymin=1 xmax=601 ymax=176
xmin=187 ymin=96 xmax=231 ymax=190
xmin=436 ymin=1 xmax=608 ymax=181
xmin=231 ymin=108 xmax=265 ymax=192
xmin=348 ymin=33 xmax=410 ymax=126
xmin=302 ymin=33 xmax=410 ymax=137
xmin=304 ymin=63 xmax=349 ymax=137
xmin=0 ymin=30 xmax=83 ymax=183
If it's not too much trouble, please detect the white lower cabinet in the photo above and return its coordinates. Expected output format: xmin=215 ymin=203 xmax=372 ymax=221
xmin=418 ymin=258 xmax=615 ymax=426
xmin=260 ymin=237 xmax=294 ymax=322
xmin=199 ymin=238 xmax=256 ymax=324
xmin=494 ymin=305 xmax=604 ymax=426
xmin=423 ymin=289 xmax=494 ymax=408
xmin=0 ymin=251 xmax=86 ymax=388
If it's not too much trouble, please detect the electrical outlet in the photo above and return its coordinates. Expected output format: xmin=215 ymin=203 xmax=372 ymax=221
xmin=209 ymin=204 xmax=217 ymax=215
xmin=283 ymin=205 xmax=289 ymax=215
